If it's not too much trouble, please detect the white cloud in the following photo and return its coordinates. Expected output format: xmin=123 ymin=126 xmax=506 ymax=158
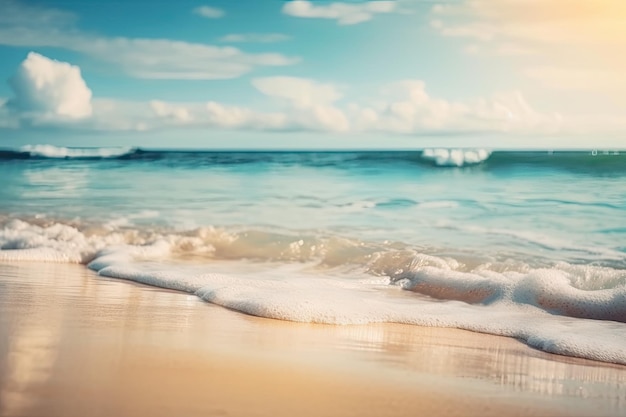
xmin=0 ymin=2 xmax=298 ymax=80
xmin=88 ymin=99 xmax=152 ymax=131
xmin=292 ymin=105 xmax=351 ymax=132
xmin=252 ymin=77 xmax=343 ymax=107
xmin=252 ymin=77 xmax=350 ymax=132
xmin=141 ymin=79 xmax=558 ymax=135
xmin=282 ymin=0 xmax=396 ymax=25
xmin=75 ymin=96 xmax=290 ymax=132
xmin=0 ymin=53 xmax=560 ymax=135
xmin=349 ymin=80 xmax=560 ymax=134
xmin=219 ymin=33 xmax=291 ymax=43
xmin=150 ymin=100 xmax=193 ymax=123
xmin=7 ymin=52 xmax=92 ymax=121
xmin=0 ymin=55 xmax=564 ymax=136
xmin=88 ymin=38 xmax=297 ymax=80
xmin=0 ymin=29 xmax=298 ymax=80
xmin=204 ymin=102 xmax=288 ymax=130
xmin=193 ymin=6 xmax=225 ymax=19
xmin=248 ymin=77 xmax=559 ymax=135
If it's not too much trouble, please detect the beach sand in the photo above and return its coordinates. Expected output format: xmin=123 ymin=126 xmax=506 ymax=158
xmin=1 ymin=262 xmax=625 ymax=417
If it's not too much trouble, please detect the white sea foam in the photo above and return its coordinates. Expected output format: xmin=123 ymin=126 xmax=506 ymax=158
xmin=1 ymin=218 xmax=626 ymax=365
xmin=0 ymin=220 xmax=97 ymax=263
xmin=422 ymin=148 xmax=491 ymax=167
xmin=84 ymin=251 xmax=626 ymax=365
xmin=20 ymin=144 xmax=134 ymax=158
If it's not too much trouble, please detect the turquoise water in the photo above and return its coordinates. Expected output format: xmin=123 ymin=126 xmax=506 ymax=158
xmin=1 ymin=146 xmax=625 ymax=364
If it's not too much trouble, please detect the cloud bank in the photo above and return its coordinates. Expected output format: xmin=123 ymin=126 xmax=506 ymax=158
xmin=1 ymin=52 xmax=564 ymax=136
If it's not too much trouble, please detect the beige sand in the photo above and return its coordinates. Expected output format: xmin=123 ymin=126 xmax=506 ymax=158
xmin=1 ymin=262 xmax=625 ymax=417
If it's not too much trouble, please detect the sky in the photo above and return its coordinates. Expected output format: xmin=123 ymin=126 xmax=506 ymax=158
xmin=0 ymin=0 xmax=625 ymax=149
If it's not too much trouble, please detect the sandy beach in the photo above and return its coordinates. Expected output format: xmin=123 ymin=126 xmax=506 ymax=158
xmin=2 ymin=0 xmax=625 ymax=415
xmin=1 ymin=261 xmax=625 ymax=417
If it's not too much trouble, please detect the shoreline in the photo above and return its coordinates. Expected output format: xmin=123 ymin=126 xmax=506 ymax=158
xmin=1 ymin=262 xmax=625 ymax=417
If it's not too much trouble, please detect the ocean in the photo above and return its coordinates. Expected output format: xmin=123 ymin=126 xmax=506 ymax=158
xmin=1 ymin=145 xmax=625 ymax=364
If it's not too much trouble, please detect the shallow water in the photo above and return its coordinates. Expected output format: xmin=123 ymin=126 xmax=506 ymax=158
xmin=0 ymin=145 xmax=625 ymax=364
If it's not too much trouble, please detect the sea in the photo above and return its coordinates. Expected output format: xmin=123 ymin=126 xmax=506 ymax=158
xmin=1 ymin=144 xmax=625 ymax=364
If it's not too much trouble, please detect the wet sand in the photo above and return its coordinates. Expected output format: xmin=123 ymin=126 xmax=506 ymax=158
xmin=1 ymin=262 xmax=625 ymax=417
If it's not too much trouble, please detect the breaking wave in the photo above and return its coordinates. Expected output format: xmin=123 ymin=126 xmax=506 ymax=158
xmin=0 ymin=145 xmax=138 ymax=159
xmin=1 ymin=216 xmax=626 ymax=365
xmin=421 ymin=148 xmax=491 ymax=167
xmin=0 ymin=146 xmax=623 ymax=175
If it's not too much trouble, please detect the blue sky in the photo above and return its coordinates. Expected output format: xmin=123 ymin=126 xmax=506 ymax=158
xmin=0 ymin=0 xmax=625 ymax=149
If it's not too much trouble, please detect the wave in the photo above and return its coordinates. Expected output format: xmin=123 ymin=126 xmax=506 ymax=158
xmin=1 ymin=217 xmax=625 ymax=365
xmin=0 ymin=219 xmax=624 ymax=307
xmin=0 ymin=145 xmax=138 ymax=159
xmin=418 ymin=148 xmax=626 ymax=172
xmin=0 ymin=146 xmax=624 ymax=174
xmin=421 ymin=148 xmax=491 ymax=167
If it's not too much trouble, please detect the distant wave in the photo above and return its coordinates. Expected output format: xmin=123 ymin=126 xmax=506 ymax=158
xmin=0 ymin=146 xmax=623 ymax=174
xmin=421 ymin=148 xmax=491 ymax=167
xmin=22 ymin=144 xmax=137 ymax=159
xmin=0 ymin=145 xmax=138 ymax=160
